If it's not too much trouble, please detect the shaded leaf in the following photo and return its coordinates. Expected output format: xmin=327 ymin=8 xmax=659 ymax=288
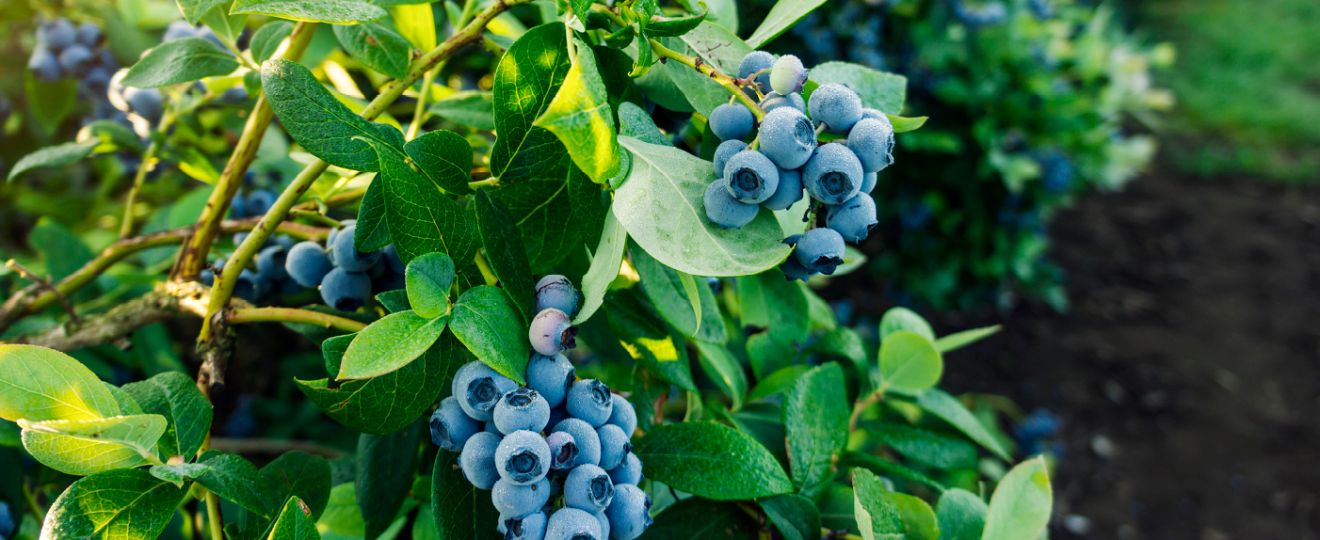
xmin=838 ymin=451 xmax=947 ymax=494
xmin=357 ymin=421 xmax=419 ymax=540
xmin=784 ymin=363 xmax=848 ymax=498
xmin=150 ymin=452 xmax=267 ymax=517
xmin=738 ymin=269 xmax=808 ymax=378
xmin=694 ymin=341 xmax=746 ymax=410
xmin=427 ymin=92 xmax=495 ymax=131
xmin=249 ymin=20 xmax=294 ymax=64
xmin=178 ymin=0 xmax=232 ymax=24
xmin=759 ymin=494 xmax=821 ymax=540
xmin=333 ymin=23 xmax=412 ymax=79
xmin=406 ymin=129 xmax=475 ymax=195
xmin=362 ymin=137 xmax=481 ymax=266
xmin=935 ymin=489 xmax=988 ymax=540
xmin=631 ymin=245 xmax=725 ymax=342
xmin=914 ymin=389 xmax=1010 ymax=460
xmin=431 ymin=451 xmax=502 ymax=540
xmin=122 ymin=38 xmax=239 ymax=87
xmin=641 ymin=497 xmax=757 ymax=539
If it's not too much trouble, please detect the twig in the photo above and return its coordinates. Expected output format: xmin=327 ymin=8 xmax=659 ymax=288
xmin=5 ymin=261 xmax=79 ymax=326
xmin=120 ymin=138 xmax=162 ymax=238
xmin=848 ymin=384 xmax=889 ymax=431
xmin=227 ymin=307 xmax=366 ymax=333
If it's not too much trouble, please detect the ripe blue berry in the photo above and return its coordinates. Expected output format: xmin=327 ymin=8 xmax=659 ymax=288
xmin=563 ymin=464 xmax=614 ymax=513
xmin=28 ymin=48 xmax=62 ymax=84
xmin=608 ymin=453 xmax=643 ymax=486
xmin=494 ymin=387 xmax=551 ymax=435
xmin=545 ymin=508 xmax=602 ymax=540
xmin=162 ymin=21 xmax=199 ymax=42
xmin=552 ymin=418 xmax=601 ymax=467
xmin=826 ymin=193 xmax=878 ymax=242
xmin=704 ymin=179 xmax=758 ymax=230
xmin=38 ymin=19 xmax=77 ymax=52
xmin=762 ymin=167 xmax=804 ymax=211
xmin=58 ymin=44 xmax=95 ymax=77
xmin=319 ymin=268 xmax=370 ymax=311
xmin=860 ymin=171 xmax=877 ymax=194
xmin=485 ymin=421 xmax=502 ymax=434
xmin=452 ymin=360 xmax=518 ymax=422
xmin=256 ymin=245 xmax=289 ymax=280
xmin=382 ymin=244 xmax=405 ymax=274
xmin=495 ymin=430 xmax=551 ymax=485
xmin=808 ymin=83 xmax=863 ymax=134
xmin=606 ymin=394 xmax=637 ymax=437
xmin=273 ymin=234 xmax=296 ymax=251
xmin=779 ymin=254 xmax=817 ymax=282
xmin=794 ymin=228 xmax=846 ymax=275
xmin=430 ymin=396 xmax=483 ymax=452
xmin=713 ymin=139 xmax=748 ymax=178
xmin=803 ymin=143 xmax=864 ymax=205
xmin=122 ymin=87 xmax=163 ymax=123
xmin=529 ymin=308 xmax=577 ymax=356
xmin=566 ymin=379 xmax=613 ymax=427
xmin=235 ymin=269 xmax=271 ymax=302
xmin=493 ymin=476 xmax=551 ymax=518
xmin=76 ymin=23 xmax=102 ymax=47
xmin=709 ymin=103 xmax=754 ymax=141
xmin=770 ymin=55 xmax=808 ymax=95
xmin=459 ymin=431 xmax=502 ymax=489
xmin=861 ymin=107 xmax=887 ymax=123
xmin=246 ymin=190 xmax=275 ymax=217
xmin=605 ymin=484 xmax=653 ymax=540
xmin=596 ymin=424 xmax=631 ymax=470
xmin=534 ymin=275 xmax=580 ymax=317
xmin=594 ymin=511 xmax=610 ymax=540
xmin=500 ymin=511 xmax=547 ymax=540
xmin=737 ymin=50 xmax=775 ymax=95
xmin=759 ymin=107 xmax=817 ymax=169
xmin=545 ymin=431 xmax=579 ymax=470
xmin=723 ymin=150 xmax=780 ymax=204
xmin=527 ymin=353 xmax=575 ymax=408
xmin=848 ymin=117 xmax=896 ymax=173
xmin=285 ymin=241 xmax=333 ymax=287
xmin=760 ymin=91 xmax=805 ymax=113
xmin=84 ymin=67 xmax=112 ymax=96
xmin=331 ymin=224 xmax=382 ymax=271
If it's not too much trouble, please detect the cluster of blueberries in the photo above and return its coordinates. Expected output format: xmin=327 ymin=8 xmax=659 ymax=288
xmin=429 ymin=277 xmax=652 ymax=540
xmin=702 ymin=51 xmax=894 ymax=282
xmin=26 ymin=18 xmax=121 ymax=120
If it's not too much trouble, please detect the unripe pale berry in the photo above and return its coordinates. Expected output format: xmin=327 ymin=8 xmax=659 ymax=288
xmin=529 ymin=308 xmax=577 ymax=356
xmin=770 ymin=55 xmax=808 ymax=95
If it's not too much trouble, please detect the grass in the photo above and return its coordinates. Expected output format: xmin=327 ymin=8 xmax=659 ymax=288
xmin=1137 ymin=0 xmax=1320 ymax=181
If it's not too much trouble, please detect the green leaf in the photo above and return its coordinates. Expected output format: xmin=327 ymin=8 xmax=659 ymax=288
xmin=631 ymin=245 xmax=725 ymax=342
xmin=357 ymin=421 xmax=419 ymax=540
xmin=838 ymin=451 xmax=947 ymax=494
xmin=784 ymin=362 xmax=848 ymax=498
xmin=745 ymin=0 xmax=825 ymax=48
xmin=392 ymin=4 xmax=436 ymax=51
xmin=569 ymin=162 xmax=611 ymax=250
xmin=662 ymin=30 xmax=751 ymax=119
xmin=934 ymin=326 xmax=1001 ymax=353
xmin=231 ymin=0 xmax=387 ymax=23
xmin=738 ymin=269 xmax=809 ymax=378
xmin=249 ymin=20 xmax=294 ymax=64
xmin=177 ymin=0 xmax=231 ymax=24
xmin=406 ymin=129 xmax=475 ymax=195
xmin=887 ymin=492 xmax=940 ymax=540
xmin=759 ymin=494 xmax=821 ymax=540
xmin=879 ymin=307 xmax=935 ymax=343
xmin=935 ymin=489 xmax=988 ymax=540
xmin=694 ymin=341 xmax=746 ymax=410
xmin=377 ymin=289 xmax=412 ymax=314
xmin=262 ymin=58 xmax=405 ymax=172
xmin=362 ymin=137 xmax=480 ymax=266
xmin=642 ymin=497 xmax=758 ymax=539
xmin=575 ymin=208 xmax=627 ymax=324
xmin=30 ymin=219 xmax=96 ymax=283
xmin=879 ymin=330 xmax=943 ymax=391
xmin=534 ymin=35 xmax=621 ymax=185
xmin=618 ymin=101 xmax=672 ymax=147
xmin=633 ymin=421 xmax=793 ymax=500
xmin=0 ymin=345 xmax=120 ymax=423
xmin=430 ymin=450 xmax=502 ymax=540
xmin=333 ymin=23 xmax=411 ymax=79
xmin=645 ymin=8 xmax=708 ymax=37
xmin=615 ymin=136 xmax=790 ymax=276
xmin=299 ymin=333 xmax=457 ymax=434
xmin=472 ymin=191 xmax=536 ymax=322
xmin=852 ymin=468 xmax=904 ymax=540
xmin=872 ymin=424 xmax=978 ymax=470
xmin=323 ymin=333 xmax=357 ymax=376
xmin=914 ymin=389 xmax=1010 ymax=461
xmin=7 ymin=141 xmax=97 ymax=183
xmin=20 ymin=414 xmax=167 ymax=475
xmin=121 ymin=38 xmax=239 ymax=87
xmin=320 ymin=483 xmax=366 ymax=537
xmin=818 ymin=484 xmax=858 ymax=533
xmin=338 ymin=311 xmax=448 ymax=380
xmin=745 ymin=364 xmax=810 ymax=403
xmin=356 ymin=179 xmax=392 ymax=252
xmin=121 ymin=371 xmax=213 ymax=460
xmin=260 ymin=451 xmax=332 ymax=520
xmin=201 ymin=6 xmax=249 ymax=46
xmin=404 ymin=253 xmax=455 ymax=319
xmin=811 ymin=327 xmax=866 ymax=369
xmin=807 ymin=62 xmax=907 ymax=115
xmin=427 ymin=91 xmax=495 ymax=131
xmin=982 ymin=458 xmax=1052 ymax=540
xmin=151 ymin=452 xmax=267 ymax=517
xmin=270 ymin=497 xmax=321 ymax=540
xmin=889 ymin=115 xmax=927 ymax=133
xmin=605 ymin=290 xmax=696 ymax=392
xmin=80 ymin=120 xmax=146 ymax=153
xmin=449 ymin=286 xmax=530 ymax=384
xmin=41 ymin=469 xmax=185 ymax=540
xmin=24 ymin=74 xmax=77 ymax=133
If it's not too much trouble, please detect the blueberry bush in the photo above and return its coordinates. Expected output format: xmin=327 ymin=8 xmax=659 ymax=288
xmin=0 ymin=1 xmax=1054 ymax=539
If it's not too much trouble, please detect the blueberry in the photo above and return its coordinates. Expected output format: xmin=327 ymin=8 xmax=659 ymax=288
xmin=285 ymin=241 xmax=333 ymax=287
xmin=485 ymin=421 xmax=502 ymax=434
xmin=84 ymin=67 xmax=112 ymax=96
xmin=0 ymin=501 xmax=11 ymax=539
xmin=606 ymin=395 xmax=637 ymax=437
xmin=232 ymin=232 xmax=250 ymax=246
xmin=331 ymin=224 xmax=382 ymax=272
xmin=453 ymin=360 xmax=519 ymax=422
xmin=794 ymin=228 xmax=846 ymax=275
xmin=860 ymin=107 xmax=887 ymax=123
xmin=547 ymin=405 xmax=569 ymax=431
xmin=201 ymin=258 xmax=225 ymax=286
xmin=709 ymin=103 xmax=754 ymax=141
xmin=319 ymin=268 xmax=371 ymax=311
xmin=563 ymin=464 xmax=614 ymax=513
xmin=459 ymin=431 xmax=502 ymax=489
xmin=163 ymin=21 xmax=199 ymax=42
xmin=58 ymin=44 xmax=95 ymax=77
xmin=722 ymin=150 xmax=779 ymax=204
xmin=76 ymin=23 xmax=102 ymax=47
xmin=234 ymin=269 xmax=271 ymax=302
xmin=494 ymin=387 xmax=551 ymax=435
xmin=326 ymin=220 xmax=354 ymax=248
xmin=273 ymin=234 xmax=296 ymax=250
xmin=607 ymin=453 xmax=643 ymax=486
xmin=848 ymin=117 xmax=895 ymax=173
xmin=737 ymin=50 xmax=775 ymax=95
xmin=770 ymin=55 xmax=808 ymax=95
xmin=826 ymin=193 xmax=878 ymax=242
xmin=860 ymin=171 xmax=877 ymax=194
xmin=596 ymin=424 xmax=631 ymax=470
xmin=122 ymin=87 xmax=163 ymax=124
xmin=552 ymin=418 xmax=601 ymax=467
xmin=779 ymin=254 xmax=817 ymax=282
xmin=545 ymin=508 xmax=602 ymax=540
xmin=500 ymin=510 xmax=548 ymax=540
xmin=529 ymin=308 xmax=577 ymax=356
xmin=760 ymin=91 xmax=805 ymax=113
xmin=759 ymin=107 xmax=817 ymax=169
xmin=713 ymin=140 xmax=749 ymax=179
xmin=594 ymin=512 xmax=610 ymax=540
xmin=803 ymin=143 xmax=863 ymax=205
xmin=527 ymin=353 xmax=576 ymax=408
xmin=703 ymin=179 xmax=758 ymax=230
xmin=808 ymin=83 xmax=863 ymax=134
xmin=98 ymin=48 xmax=118 ymax=70
xmin=534 ymin=275 xmax=580 ymax=317
xmin=545 ymin=431 xmax=579 ymax=470
xmin=430 ymin=396 xmax=483 ymax=452
xmin=28 ymin=48 xmax=62 ymax=84
xmin=38 ymin=18 xmax=77 ymax=52
xmin=256 ymin=245 xmax=289 ymax=280
xmin=246 ymin=190 xmax=275 ymax=216
xmin=382 ymin=244 xmax=405 ymax=273
xmin=761 ymin=167 xmax=804 ymax=211
xmin=566 ymin=380 xmax=613 ymax=428
xmin=604 ymin=484 xmax=653 ymax=540
xmin=367 ymin=257 xmax=387 ymax=279
xmin=492 ymin=476 xmax=551 ymax=518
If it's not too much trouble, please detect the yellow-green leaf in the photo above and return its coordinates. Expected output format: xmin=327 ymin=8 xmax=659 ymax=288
xmin=20 ymin=414 xmax=167 ymax=475
xmin=0 ymin=345 xmax=120 ymax=423
xmin=534 ymin=36 xmax=621 ymax=185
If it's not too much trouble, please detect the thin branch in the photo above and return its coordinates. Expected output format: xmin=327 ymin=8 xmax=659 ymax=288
xmin=5 ymin=261 xmax=79 ymax=325
xmin=228 ymin=307 xmax=366 ymax=333
xmin=647 ymin=38 xmax=767 ymax=121
xmin=120 ymin=138 xmax=162 ymax=238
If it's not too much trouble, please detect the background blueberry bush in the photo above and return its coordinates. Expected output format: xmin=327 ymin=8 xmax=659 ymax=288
xmin=0 ymin=0 xmax=1076 ymax=539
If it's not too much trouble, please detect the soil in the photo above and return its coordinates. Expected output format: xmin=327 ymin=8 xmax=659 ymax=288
xmin=904 ymin=171 xmax=1320 ymax=539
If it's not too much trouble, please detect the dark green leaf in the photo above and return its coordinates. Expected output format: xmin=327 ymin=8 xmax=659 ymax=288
xmin=605 ymin=290 xmax=695 ymax=392
xmin=575 ymin=208 xmax=627 ymax=325
xmin=983 ymin=458 xmax=1052 ymax=540
xmin=568 ymin=165 xmax=610 ymax=251
xmin=878 ymin=330 xmax=943 ymax=391
xmin=935 ymin=489 xmax=987 ymax=540
xmin=744 ymin=0 xmax=826 ymax=48
xmin=694 ymin=341 xmax=746 ymax=410
xmin=852 ymin=468 xmax=904 ymax=540
xmin=259 ymin=451 xmax=332 ymax=520
xmin=122 ymin=371 xmax=213 ymax=460
xmin=934 ymin=325 xmax=1001 ymax=353
xmin=645 ymin=8 xmax=707 ymax=37
xmin=784 ymin=362 xmax=848 ymax=498
xmin=449 ymin=286 xmax=530 ymax=384
xmin=41 ymin=469 xmax=184 ymax=540
xmin=362 ymin=137 xmax=480 ymax=266
xmin=807 ymin=62 xmax=907 ymax=115
xmin=427 ymin=91 xmax=495 ymax=131
xmin=633 ymin=421 xmax=793 ymax=500
xmin=759 ymin=494 xmax=821 ymax=540
xmin=333 ymin=23 xmax=412 ymax=79
xmin=473 ymin=191 xmax=536 ymax=323
xmin=738 ymin=269 xmax=808 ymax=378
xmin=603 ymin=25 xmax=635 ymax=48
xmin=405 ymin=253 xmax=456 ymax=319
xmin=818 ymin=484 xmax=857 ymax=533
xmin=745 ymin=365 xmax=810 ymax=403
xmin=249 ymin=21 xmax=294 ymax=64
xmin=631 ymin=245 xmax=726 ymax=342
xmin=641 ymin=497 xmax=757 ymax=539
xmin=356 ymin=178 xmax=392 ymax=252
xmin=431 ymin=451 xmax=502 ymax=540
xmin=178 ymin=0 xmax=232 ymax=24
xmin=871 ymin=424 xmax=978 ymax=470
xmin=811 ymin=327 xmax=866 ymax=368
xmin=269 ymin=497 xmax=321 ymax=540
xmin=7 ymin=141 xmax=97 ymax=183
xmin=405 ymin=129 xmax=474 ymax=195
xmin=839 ymin=451 xmax=947 ymax=495
xmin=150 ymin=452 xmax=267 ymax=517
xmin=231 ymin=0 xmax=388 ymax=23
xmin=122 ymin=38 xmax=240 ymax=87
xmin=888 ymin=492 xmax=939 ymax=540
xmin=357 ymin=421 xmax=419 ymax=540
xmin=914 ymin=389 xmax=1010 ymax=460
xmin=201 ymin=6 xmax=248 ymax=46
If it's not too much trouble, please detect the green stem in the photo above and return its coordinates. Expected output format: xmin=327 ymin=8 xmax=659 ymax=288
xmin=406 ymin=67 xmax=440 ymax=140
xmin=848 ymin=382 xmax=889 ymax=432
xmin=647 ymin=38 xmax=766 ymax=121
xmin=468 ymin=178 xmax=499 ymax=189
xmin=120 ymin=137 xmax=163 ymax=238
xmin=227 ymin=307 xmax=367 ymax=332
xmin=206 ymin=490 xmax=225 ymax=540
xmin=288 ymin=209 xmax=343 ymax=229
xmin=473 ymin=252 xmax=498 ymax=286
xmin=22 ymin=482 xmax=45 ymax=523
